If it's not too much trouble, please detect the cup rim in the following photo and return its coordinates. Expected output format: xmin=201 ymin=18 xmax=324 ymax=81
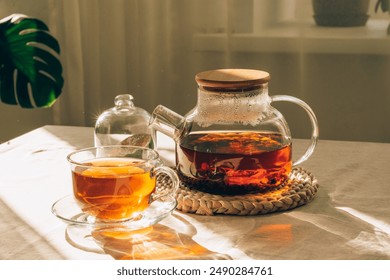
xmin=67 ymin=145 xmax=160 ymax=167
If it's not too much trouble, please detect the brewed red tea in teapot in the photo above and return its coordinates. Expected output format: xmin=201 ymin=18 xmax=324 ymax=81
xmin=150 ymin=69 xmax=318 ymax=195
xmin=176 ymin=131 xmax=292 ymax=194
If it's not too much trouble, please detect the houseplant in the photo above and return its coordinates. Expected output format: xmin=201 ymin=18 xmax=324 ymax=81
xmin=312 ymin=0 xmax=370 ymax=27
xmin=0 ymin=14 xmax=63 ymax=108
xmin=376 ymin=0 xmax=389 ymax=12
xmin=375 ymin=0 xmax=390 ymax=34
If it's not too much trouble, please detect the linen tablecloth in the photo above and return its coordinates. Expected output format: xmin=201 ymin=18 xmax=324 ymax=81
xmin=0 ymin=125 xmax=389 ymax=260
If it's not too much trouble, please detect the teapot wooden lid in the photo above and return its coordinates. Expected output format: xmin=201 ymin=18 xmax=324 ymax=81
xmin=195 ymin=69 xmax=270 ymax=89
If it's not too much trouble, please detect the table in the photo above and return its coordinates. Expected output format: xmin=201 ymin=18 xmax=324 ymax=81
xmin=1 ymin=125 xmax=390 ymax=260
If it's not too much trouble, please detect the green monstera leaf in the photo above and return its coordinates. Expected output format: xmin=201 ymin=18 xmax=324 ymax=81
xmin=0 ymin=14 xmax=63 ymax=108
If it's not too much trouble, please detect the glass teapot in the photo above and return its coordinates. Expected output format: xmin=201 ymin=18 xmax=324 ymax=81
xmin=150 ymin=69 xmax=319 ymax=195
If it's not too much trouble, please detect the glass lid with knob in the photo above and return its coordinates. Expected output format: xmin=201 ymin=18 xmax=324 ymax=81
xmin=94 ymin=94 xmax=155 ymax=148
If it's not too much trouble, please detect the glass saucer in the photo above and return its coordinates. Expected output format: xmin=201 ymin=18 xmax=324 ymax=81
xmin=51 ymin=195 xmax=177 ymax=229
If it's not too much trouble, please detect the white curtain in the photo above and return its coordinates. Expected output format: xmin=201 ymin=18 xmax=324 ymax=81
xmin=49 ymin=0 xmax=202 ymax=127
xmin=1 ymin=0 xmax=389 ymax=143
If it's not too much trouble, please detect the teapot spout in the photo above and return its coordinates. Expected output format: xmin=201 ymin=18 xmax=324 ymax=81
xmin=149 ymin=105 xmax=185 ymax=142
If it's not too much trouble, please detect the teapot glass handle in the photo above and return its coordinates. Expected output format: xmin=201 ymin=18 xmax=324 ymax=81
xmin=270 ymin=95 xmax=319 ymax=166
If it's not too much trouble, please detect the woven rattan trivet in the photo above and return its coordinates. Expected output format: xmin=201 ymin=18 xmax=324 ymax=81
xmin=173 ymin=167 xmax=319 ymax=216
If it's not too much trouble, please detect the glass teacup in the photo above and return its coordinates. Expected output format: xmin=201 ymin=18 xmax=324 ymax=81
xmin=67 ymin=146 xmax=178 ymax=222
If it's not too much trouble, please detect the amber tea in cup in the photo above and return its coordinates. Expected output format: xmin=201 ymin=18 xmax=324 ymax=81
xmin=67 ymin=146 xmax=178 ymax=222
